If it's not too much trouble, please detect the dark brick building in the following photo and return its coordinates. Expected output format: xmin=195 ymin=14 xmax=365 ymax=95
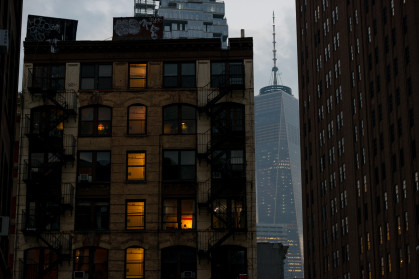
xmin=0 ymin=0 xmax=23 ymax=278
xmin=296 ymin=0 xmax=419 ymax=278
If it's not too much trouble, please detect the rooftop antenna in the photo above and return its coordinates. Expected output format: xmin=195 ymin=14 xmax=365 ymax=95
xmin=271 ymin=11 xmax=282 ymax=86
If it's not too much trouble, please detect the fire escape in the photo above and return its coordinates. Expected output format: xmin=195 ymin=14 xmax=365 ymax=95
xmin=20 ymin=67 xmax=77 ymax=278
xmin=197 ymin=63 xmax=247 ymax=258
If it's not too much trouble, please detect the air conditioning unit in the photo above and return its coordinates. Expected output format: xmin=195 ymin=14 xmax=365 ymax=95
xmin=73 ymin=271 xmax=88 ymax=279
xmin=181 ymin=271 xmax=196 ymax=279
xmin=78 ymin=174 xmax=92 ymax=183
xmin=0 ymin=216 xmax=10 ymax=236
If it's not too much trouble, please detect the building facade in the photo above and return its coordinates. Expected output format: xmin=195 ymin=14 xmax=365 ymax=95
xmin=255 ymin=85 xmax=303 ymax=278
xmin=14 ymin=33 xmax=256 ymax=279
xmin=296 ymin=0 xmax=419 ymax=278
xmin=0 ymin=0 xmax=23 ymax=278
xmin=134 ymin=0 xmax=228 ymax=48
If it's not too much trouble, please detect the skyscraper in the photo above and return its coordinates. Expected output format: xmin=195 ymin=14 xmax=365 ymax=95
xmin=296 ymin=1 xmax=419 ymax=278
xmin=255 ymin=12 xmax=303 ymax=279
xmin=134 ymin=0 xmax=228 ymax=48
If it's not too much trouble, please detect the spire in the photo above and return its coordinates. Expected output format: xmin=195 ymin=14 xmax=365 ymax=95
xmin=272 ymin=11 xmax=279 ymax=86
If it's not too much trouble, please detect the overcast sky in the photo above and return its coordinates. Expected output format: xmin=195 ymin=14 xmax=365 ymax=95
xmin=20 ymin=0 xmax=298 ymax=96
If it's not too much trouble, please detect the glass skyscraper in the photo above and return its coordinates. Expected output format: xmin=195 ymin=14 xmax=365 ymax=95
xmin=255 ymin=84 xmax=303 ymax=278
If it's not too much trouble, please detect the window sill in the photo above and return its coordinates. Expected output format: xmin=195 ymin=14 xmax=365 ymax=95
xmin=126 ymin=134 xmax=147 ymax=137
xmin=126 ymin=180 xmax=147 ymax=184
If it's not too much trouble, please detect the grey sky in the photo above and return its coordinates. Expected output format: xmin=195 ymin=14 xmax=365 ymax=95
xmin=20 ymin=0 xmax=298 ymax=96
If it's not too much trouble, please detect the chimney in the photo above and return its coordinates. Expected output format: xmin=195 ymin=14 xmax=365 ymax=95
xmin=241 ymin=29 xmax=245 ymax=38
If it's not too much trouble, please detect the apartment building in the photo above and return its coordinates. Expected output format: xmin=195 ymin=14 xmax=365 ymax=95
xmin=296 ymin=0 xmax=419 ymax=278
xmin=14 ymin=33 xmax=256 ymax=279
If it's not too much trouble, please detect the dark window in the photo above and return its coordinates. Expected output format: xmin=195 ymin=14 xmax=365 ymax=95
xmin=128 ymin=105 xmax=146 ymax=135
xmin=212 ymin=198 xmax=246 ymax=229
xmin=162 ymin=150 xmax=196 ymax=181
xmin=163 ymin=199 xmax=195 ymax=230
xmin=126 ymin=201 xmax=145 ymax=230
xmin=212 ymin=103 xmax=244 ymax=135
xmin=127 ymin=152 xmax=146 ymax=182
xmin=163 ymin=104 xmax=196 ymax=134
xmin=74 ymin=247 xmax=108 ymax=279
xmin=211 ymin=246 xmax=247 ymax=279
xmin=31 ymin=64 xmax=65 ymax=91
xmin=161 ymin=246 xmax=196 ymax=279
xmin=129 ymin=64 xmax=147 ymax=88
xmin=24 ymin=248 xmax=58 ymax=279
xmin=30 ymin=106 xmax=64 ymax=137
xmin=125 ymin=247 xmax=145 ymax=279
xmin=80 ymin=64 xmax=112 ymax=90
xmin=212 ymin=149 xmax=245 ymax=180
xmin=163 ymin=62 xmax=195 ymax=88
xmin=211 ymin=61 xmax=244 ymax=88
xmin=79 ymin=106 xmax=112 ymax=137
xmin=75 ymin=200 xmax=109 ymax=231
xmin=77 ymin=151 xmax=111 ymax=183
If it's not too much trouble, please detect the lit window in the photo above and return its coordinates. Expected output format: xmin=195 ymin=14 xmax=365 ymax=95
xmin=126 ymin=201 xmax=145 ymax=230
xmin=79 ymin=106 xmax=112 ymax=137
xmin=74 ymin=247 xmax=108 ymax=278
xmin=163 ymin=104 xmax=196 ymax=134
xmin=129 ymin=64 xmax=147 ymax=88
xmin=163 ymin=199 xmax=195 ymax=230
xmin=212 ymin=199 xmax=245 ymax=229
xmin=397 ymin=216 xmax=401 ymax=235
xmin=125 ymin=247 xmax=144 ymax=279
xmin=127 ymin=152 xmax=146 ymax=182
xmin=128 ymin=105 xmax=146 ymax=135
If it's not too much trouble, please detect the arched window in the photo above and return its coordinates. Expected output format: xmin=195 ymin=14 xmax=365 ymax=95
xmin=125 ymin=247 xmax=145 ymax=278
xmin=24 ymin=248 xmax=58 ymax=279
xmin=79 ymin=106 xmax=112 ymax=137
xmin=128 ymin=105 xmax=146 ymax=135
xmin=74 ymin=247 xmax=108 ymax=279
xmin=163 ymin=104 xmax=196 ymax=134
xmin=161 ymin=246 xmax=196 ymax=279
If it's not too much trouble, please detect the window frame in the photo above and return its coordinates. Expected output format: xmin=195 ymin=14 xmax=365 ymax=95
xmin=125 ymin=247 xmax=145 ymax=279
xmin=32 ymin=64 xmax=66 ymax=91
xmin=129 ymin=63 xmax=147 ymax=89
xmin=77 ymin=150 xmax=111 ymax=184
xmin=126 ymin=151 xmax=146 ymax=183
xmin=163 ymin=104 xmax=196 ymax=135
xmin=79 ymin=106 xmax=112 ymax=137
xmin=127 ymin=104 xmax=147 ymax=136
xmin=163 ymin=62 xmax=196 ymax=88
xmin=162 ymin=198 xmax=196 ymax=230
xmin=80 ymin=63 xmax=113 ymax=90
xmin=210 ymin=61 xmax=244 ymax=88
xmin=162 ymin=150 xmax=196 ymax=182
xmin=126 ymin=200 xmax=146 ymax=230
xmin=74 ymin=199 xmax=110 ymax=232
xmin=73 ymin=246 xmax=108 ymax=278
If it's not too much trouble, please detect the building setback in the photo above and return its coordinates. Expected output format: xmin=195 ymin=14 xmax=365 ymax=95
xmin=0 ymin=0 xmax=23 ymax=278
xmin=296 ymin=0 xmax=419 ymax=278
xmin=14 ymin=34 xmax=256 ymax=278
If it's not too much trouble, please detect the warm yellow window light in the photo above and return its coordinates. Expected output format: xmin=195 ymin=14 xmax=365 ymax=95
xmin=126 ymin=248 xmax=144 ymax=278
xmin=128 ymin=153 xmax=146 ymax=181
xmin=56 ymin=122 xmax=63 ymax=130
xmin=181 ymin=122 xmax=188 ymax=131
xmin=97 ymin=123 xmax=105 ymax=131
xmin=127 ymin=201 xmax=145 ymax=230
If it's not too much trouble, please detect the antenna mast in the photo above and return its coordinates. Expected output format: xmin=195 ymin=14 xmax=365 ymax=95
xmin=272 ymin=11 xmax=279 ymax=86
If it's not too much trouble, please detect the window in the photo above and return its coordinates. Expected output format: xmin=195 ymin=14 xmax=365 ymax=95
xmin=30 ymin=106 xmax=64 ymax=137
xmin=163 ymin=150 xmax=195 ymax=182
xmin=163 ymin=104 xmax=196 ymax=134
xmin=126 ymin=201 xmax=145 ymax=230
xmin=129 ymin=64 xmax=147 ymax=88
xmin=211 ymin=61 xmax=244 ymax=88
xmin=125 ymin=247 xmax=144 ymax=279
xmin=161 ymin=246 xmax=196 ymax=279
xmin=212 ymin=149 xmax=245 ymax=180
xmin=75 ymin=199 xmax=109 ymax=231
xmin=80 ymin=64 xmax=112 ymax=90
xmin=163 ymin=62 xmax=195 ymax=88
xmin=79 ymin=106 xmax=112 ymax=137
xmin=212 ymin=198 xmax=246 ymax=229
xmin=31 ymin=64 xmax=65 ymax=91
xmin=24 ymin=248 xmax=58 ymax=279
xmin=77 ymin=151 xmax=111 ymax=183
xmin=127 ymin=152 xmax=146 ymax=182
xmin=212 ymin=103 xmax=244 ymax=136
xmin=74 ymin=247 xmax=108 ymax=279
xmin=212 ymin=246 xmax=247 ymax=279
xmin=128 ymin=105 xmax=146 ymax=135
xmin=163 ymin=199 xmax=195 ymax=230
